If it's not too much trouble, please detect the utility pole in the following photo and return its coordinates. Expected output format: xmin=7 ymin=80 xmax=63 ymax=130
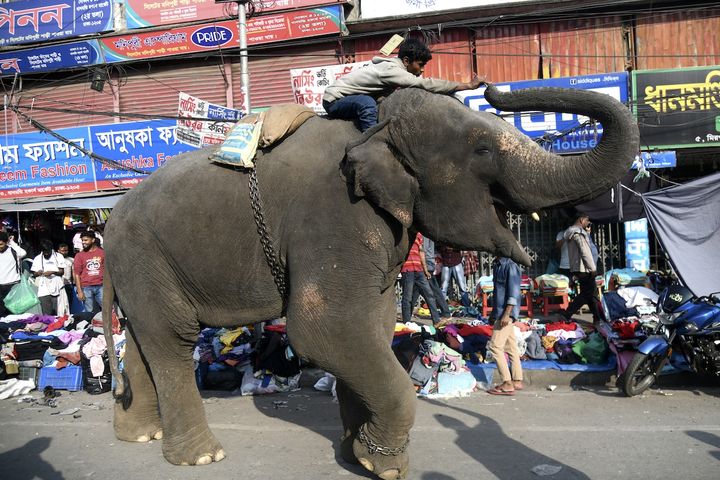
xmin=237 ymin=0 xmax=251 ymax=114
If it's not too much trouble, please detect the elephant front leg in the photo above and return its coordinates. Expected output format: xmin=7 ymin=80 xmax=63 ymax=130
xmin=288 ymin=287 xmax=414 ymax=480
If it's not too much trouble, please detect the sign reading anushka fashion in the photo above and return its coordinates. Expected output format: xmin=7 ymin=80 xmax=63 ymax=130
xmin=456 ymin=72 xmax=629 ymax=154
xmin=0 ymin=120 xmax=201 ymax=199
xmin=633 ymin=66 xmax=720 ymax=149
xmin=0 ymin=0 xmax=113 ymax=47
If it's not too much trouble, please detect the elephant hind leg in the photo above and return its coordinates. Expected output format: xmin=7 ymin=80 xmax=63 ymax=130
xmin=113 ymin=325 xmax=163 ymax=443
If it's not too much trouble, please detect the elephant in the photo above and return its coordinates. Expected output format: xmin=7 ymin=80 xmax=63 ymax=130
xmin=101 ymin=83 xmax=639 ymax=479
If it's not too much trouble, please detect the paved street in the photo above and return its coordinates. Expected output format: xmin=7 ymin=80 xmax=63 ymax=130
xmin=1 ymin=380 xmax=719 ymax=480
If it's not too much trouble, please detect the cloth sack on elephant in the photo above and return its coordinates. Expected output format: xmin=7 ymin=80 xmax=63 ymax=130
xmin=210 ymin=104 xmax=315 ymax=168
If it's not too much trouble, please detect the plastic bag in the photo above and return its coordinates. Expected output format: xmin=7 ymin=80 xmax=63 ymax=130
xmin=4 ymin=272 xmax=40 ymax=314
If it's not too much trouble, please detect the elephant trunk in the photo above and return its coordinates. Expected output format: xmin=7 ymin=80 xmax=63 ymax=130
xmin=483 ymin=84 xmax=639 ymax=212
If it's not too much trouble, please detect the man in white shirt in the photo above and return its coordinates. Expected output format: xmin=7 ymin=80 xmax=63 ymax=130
xmin=31 ymin=239 xmax=66 ymax=316
xmin=0 ymin=231 xmax=26 ymax=318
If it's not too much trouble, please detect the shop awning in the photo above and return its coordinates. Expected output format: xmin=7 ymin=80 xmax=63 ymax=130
xmin=642 ymin=172 xmax=720 ymax=298
xmin=0 ymin=192 xmax=125 ymax=212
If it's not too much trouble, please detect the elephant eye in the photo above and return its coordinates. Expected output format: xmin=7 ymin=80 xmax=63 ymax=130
xmin=475 ymin=147 xmax=490 ymax=155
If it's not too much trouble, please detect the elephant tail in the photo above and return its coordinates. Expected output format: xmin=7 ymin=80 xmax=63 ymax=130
xmin=102 ymin=268 xmax=133 ymax=410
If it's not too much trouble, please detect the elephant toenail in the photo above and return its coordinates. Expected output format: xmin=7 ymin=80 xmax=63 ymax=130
xmin=214 ymin=450 xmax=226 ymax=462
xmin=358 ymin=457 xmax=374 ymax=472
xmin=195 ymin=455 xmax=212 ymax=465
xmin=379 ymin=469 xmax=400 ymax=480
xmin=153 ymin=430 xmax=163 ymax=440
xmin=136 ymin=435 xmax=150 ymax=442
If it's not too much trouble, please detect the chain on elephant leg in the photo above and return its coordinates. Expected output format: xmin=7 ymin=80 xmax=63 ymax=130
xmin=336 ymin=380 xmax=369 ymax=465
xmin=353 ymin=423 xmax=410 ymax=480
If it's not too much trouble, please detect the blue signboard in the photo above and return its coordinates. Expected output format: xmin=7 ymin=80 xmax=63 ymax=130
xmin=89 ymin=120 xmax=199 ymax=189
xmin=0 ymin=40 xmax=104 ymax=77
xmin=0 ymin=127 xmax=97 ymax=198
xmin=456 ymin=72 xmax=629 ymax=154
xmin=0 ymin=0 xmax=113 ymax=47
xmin=625 ymin=218 xmax=650 ymax=272
xmin=633 ymin=151 xmax=677 ymax=169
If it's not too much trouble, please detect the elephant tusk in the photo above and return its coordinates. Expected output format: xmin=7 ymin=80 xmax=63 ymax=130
xmin=531 ymin=212 xmax=540 ymax=221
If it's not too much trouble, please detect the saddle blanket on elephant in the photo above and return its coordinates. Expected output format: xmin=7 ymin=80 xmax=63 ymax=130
xmin=211 ymin=104 xmax=316 ymax=168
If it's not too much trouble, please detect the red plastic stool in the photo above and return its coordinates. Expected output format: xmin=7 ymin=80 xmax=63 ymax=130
xmin=541 ymin=291 xmax=569 ymax=316
xmin=519 ymin=290 xmax=534 ymax=317
xmin=480 ymin=291 xmax=494 ymax=318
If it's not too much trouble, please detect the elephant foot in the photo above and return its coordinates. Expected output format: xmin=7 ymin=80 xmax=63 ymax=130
xmin=352 ymin=426 xmax=409 ymax=480
xmin=162 ymin=428 xmax=226 ymax=466
xmin=114 ymin=418 xmax=163 ymax=443
xmin=340 ymin=432 xmax=360 ymax=465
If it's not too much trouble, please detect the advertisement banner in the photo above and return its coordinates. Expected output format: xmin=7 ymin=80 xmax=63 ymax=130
xmin=633 ymin=66 xmax=720 ymax=149
xmin=455 ymin=72 xmax=629 ymax=154
xmin=0 ymin=0 xmax=113 ymax=47
xmin=176 ymin=92 xmax=242 ymax=148
xmin=125 ymin=0 xmax=346 ymax=29
xmin=0 ymin=40 xmax=104 ymax=77
xmin=290 ymin=61 xmax=371 ymax=112
xmin=100 ymin=20 xmax=238 ymax=63
xmin=625 ymin=218 xmax=650 ymax=272
xmin=360 ymin=0 xmax=533 ymax=20
xmin=89 ymin=120 xmax=198 ymax=190
xmin=0 ymin=128 xmax=97 ymax=199
xmin=102 ymin=6 xmax=344 ymax=63
xmin=632 ymin=151 xmax=677 ymax=169
xmin=247 ymin=5 xmax=344 ymax=45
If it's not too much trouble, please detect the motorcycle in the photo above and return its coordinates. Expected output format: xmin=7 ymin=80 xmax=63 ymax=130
xmin=621 ymin=285 xmax=720 ymax=397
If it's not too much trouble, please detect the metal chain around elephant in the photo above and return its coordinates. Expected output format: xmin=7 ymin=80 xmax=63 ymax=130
xmin=357 ymin=424 xmax=409 ymax=456
xmin=249 ymin=166 xmax=288 ymax=302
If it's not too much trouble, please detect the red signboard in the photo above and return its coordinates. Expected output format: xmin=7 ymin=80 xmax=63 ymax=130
xmin=125 ymin=0 xmax=346 ymax=29
xmin=101 ymin=7 xmax=344 ymax=63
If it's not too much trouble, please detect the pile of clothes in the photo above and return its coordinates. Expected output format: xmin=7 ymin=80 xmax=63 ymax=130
xmin=0 ymin=310 xmax=124 ymax=397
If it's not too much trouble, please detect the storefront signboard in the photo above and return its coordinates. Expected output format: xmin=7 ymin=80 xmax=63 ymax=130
xmin=0 ymin=120 xmax=203 ymax=198
xmin=0 ymin=40 xmax=104 ymax=77
xmin=0 ymin=0 xmax=113 ymax=47
xmin=99 ymin=20 xmax=238 ymax=63
xmin=125 ymin=0 xmax=346 ymax=29
xmin=632 ymin=151 xmax=677 ymax=169
xmin=290 ymin=61 xmax=371 ymax=113
xmin=360 ymin=0 xmax=533 ymax=20
xmin=625 ymin=218 xmax=650 ymax=272
xmin=633 ymin=66 xmax=720 ymax=149
xmin=247 ymin=5 xmax=345 ymax=45
xmin=101 ymin=6 xmax=344 ymax=63
xmin=90 ymin=120 xmax=198 ymax=190
xmin=0 ymin=127 xmax=97 ymax=199
xmin=455 ymin=72 xmax=629 ymax=154
xmin=176 ymin=92 xmax=242 ymax=148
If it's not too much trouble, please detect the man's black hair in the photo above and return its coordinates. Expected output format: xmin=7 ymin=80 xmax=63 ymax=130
xmin=40 ymin=239 xmax=53 ymax=252
xmin=58 ymin=243 xmax=69 ymax=249
xmin=0 ymin=232 xmax=8 ymax=243
xmin=80 ymin=230 xmax=96 ymax=239
xmin=397 ymin=37 xmax=432 ymax=63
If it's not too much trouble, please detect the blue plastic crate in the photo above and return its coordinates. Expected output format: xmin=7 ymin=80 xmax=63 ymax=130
xmin=39 ymin=365 xmax=84 ymax=391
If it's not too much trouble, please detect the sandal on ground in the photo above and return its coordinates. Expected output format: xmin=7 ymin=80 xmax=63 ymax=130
xmin=487 ymin=386 xmax=515 ymax=396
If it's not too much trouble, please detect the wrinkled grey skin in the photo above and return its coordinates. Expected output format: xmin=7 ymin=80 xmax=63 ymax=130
xmin=101 ymin=85 xmax=638 ymax=479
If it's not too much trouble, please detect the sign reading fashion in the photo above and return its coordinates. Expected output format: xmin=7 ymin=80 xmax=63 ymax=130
xmin=455 ymin=72 xmax=629 ymax=154
xmin=633 ymin=66 xmax=720 ymax=149
xmin=290 ymin=61 xmax=371 ymax=113
xmin=0 ymin=40 xmax=104 ymax=77
xmin=0 ymin=120 xmax=201 ymax=198
xmin=0 ymin=0 xmax=113 ymax=47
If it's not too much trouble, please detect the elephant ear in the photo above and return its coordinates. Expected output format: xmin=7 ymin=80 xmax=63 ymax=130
xmin=343 ymin=118 xmax=419 ymax=228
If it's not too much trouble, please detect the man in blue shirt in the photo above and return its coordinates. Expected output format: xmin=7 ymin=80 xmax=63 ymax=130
xmin=487 ymin=256 xmax=524 ymax=395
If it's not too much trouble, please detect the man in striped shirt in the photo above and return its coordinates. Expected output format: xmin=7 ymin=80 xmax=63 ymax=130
xmin=400 ymin=233 xmax=441 ymax=325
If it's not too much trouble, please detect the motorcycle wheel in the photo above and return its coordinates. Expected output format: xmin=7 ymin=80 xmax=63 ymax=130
xmin=622 ymin=352 xmax=667 ymax=397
